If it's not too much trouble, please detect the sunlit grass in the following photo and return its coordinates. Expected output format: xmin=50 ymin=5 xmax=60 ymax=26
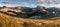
xmin=0 ymin=13 xmax=60 ymax=27
xmin=0 ymin=13 xmax=24 ymax=27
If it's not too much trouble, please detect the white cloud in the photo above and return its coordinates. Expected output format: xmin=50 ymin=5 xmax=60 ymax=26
xmin=2 ymin=2 xmax=29 ymax=5
xmin=40 ymin=3 xmax=60 ymax=8
xmin=35 ymin=0 xmax=60 ymax=7
xmin=37 ymin=0 xmax=54 ymax=4
xmin=35 ymin=2 xmax=60 ymax=8
xmin=49 ymin=4 xmax=60 ymax=7
xmin=21 ymin=2 xmax=28 ymax=4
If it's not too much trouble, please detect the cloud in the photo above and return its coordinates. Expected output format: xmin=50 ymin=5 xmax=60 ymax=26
xmin=21 ymin=2 xmax=28 ymax=4
xmin=16 ymin=2 xmax=28 ymax=4
xmin=48 ymin=4 xmax=60 ymax=7
xmin=29 ymin=0 xmax=60 ymax=4
xmin=2 ymin=2 xmax=14 ymax=4
xmin=36 ymin=0 xmax=53 ymax=4
xmin=2 ymin=0 xmax=54 ymax=4
xmin=1 ymin=0 xmax=60 ymax=7
xmin=2 ymin=2 xmax=28 ymax=4
xmin=40 ymin=3 xmax=60 ymax=8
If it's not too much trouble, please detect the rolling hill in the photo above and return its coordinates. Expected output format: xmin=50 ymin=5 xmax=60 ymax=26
xmin=0 ymin=12 xmax=60 ymax=27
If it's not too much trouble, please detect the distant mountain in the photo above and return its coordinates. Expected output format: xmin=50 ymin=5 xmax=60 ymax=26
xmin=47 ymin=7 xmax=60 ymax=12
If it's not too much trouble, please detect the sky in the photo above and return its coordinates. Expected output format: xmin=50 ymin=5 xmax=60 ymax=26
xmin=0 ymin=0 xmax=60 ymax=8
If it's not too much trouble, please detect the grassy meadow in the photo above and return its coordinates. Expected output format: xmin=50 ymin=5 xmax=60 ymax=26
xmin=0 ymin=13 xmax=60 ymax=27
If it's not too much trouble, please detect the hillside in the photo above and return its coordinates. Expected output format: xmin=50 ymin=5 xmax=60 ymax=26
xmin=0 ymin=13 xmax=24 ymax=27
xmin=0 ymin=13 xmax=60 ymax=27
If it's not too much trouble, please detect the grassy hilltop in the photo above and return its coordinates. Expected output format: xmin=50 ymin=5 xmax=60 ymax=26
xmin=0 ymin=13 xmax=60 ymax=27
xmin=0 ymin=13 xmax=24 ymax=27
